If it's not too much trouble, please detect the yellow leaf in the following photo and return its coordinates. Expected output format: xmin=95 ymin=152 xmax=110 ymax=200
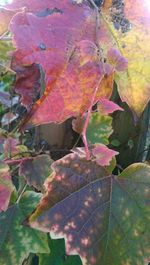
xmin=101 ymin=0 xmax=150 ymax=116
xmin=0 ymin=8 xmax=16 ymax=37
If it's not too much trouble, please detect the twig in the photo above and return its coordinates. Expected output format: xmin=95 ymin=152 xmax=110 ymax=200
xmin=4 ymin=157 xmax=27 ymax=166
xmin=81 ymin=0 xmax=105 ymax=160
xmin=16 ymin=183 xmax=27 ymax=204
xmin=0 ymin=63 xmax=16 ymax=74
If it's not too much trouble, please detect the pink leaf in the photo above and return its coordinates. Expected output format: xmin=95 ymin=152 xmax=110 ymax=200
xmin=92 ymin=144 xmax=119 ymax=166
xmin=98 ymin=98 xmax=123 ymax=115
xmin=3 ymin=137 xmax=19 ymax=158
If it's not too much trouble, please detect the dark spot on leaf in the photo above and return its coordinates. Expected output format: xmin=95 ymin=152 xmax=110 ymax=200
xmin=39 ymin=43 xmax=47 ymax=50
xmin=36 ymin=7 xmax=63 ymax=17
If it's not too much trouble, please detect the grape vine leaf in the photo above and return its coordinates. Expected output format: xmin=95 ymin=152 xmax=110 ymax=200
xmin=0 ymin=191 xmax=49 ymax=265
xmin=9 ymin=1 xmax=115 ymax=127
xmin=87 ymin=113 xmax=113 ymax=145
xmin=3 ymin=137 xmax=19 ymax=158
xmin=72 ymin=112 xmax=113 ymax=145
xmin=98 ymin=99 xmax=123 ymax=115
xmin=101 ymin=0 xmax=150 ymax=116
xmin=92 ymin=143 xmax=119 ymax=166
xmin=11 ymin=53 xmax=41 ymax=110
xmin=0 ymin=161 xmax=14 ymax=212
xmin=26 ymin=154 xmax=150 ymax=265
xmin=0 ymin=7 xmax=16 ymax=37
xmin=19 ymin=155 xmax=53 ymax=192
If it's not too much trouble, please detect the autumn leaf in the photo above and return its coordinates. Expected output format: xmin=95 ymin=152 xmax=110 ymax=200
xmin=0 ymin=191 xmax=49 ymax=265
xmin=26 ymin=156 xmax=150 ymax=265
xmin=101 ymin=0 xmax=112 ymax=13
xmin=101 ymin=0 xmax=150 ymax=116
xmin=11 ymin=53 xmax=41 ymax=110
xmin=92 ymin=143 xmax=118 ymax=166
xmin=0 ymin=161 xmax=14 ymax=212
xmin=9 ymin=1 xmax=114 ymax=127
xmin=97 ymin=99 xmax=123 ymax=115
xmin=0 ymin=7 xmax=16 ymax=37
xmin=19 ymin=155 xmax=53 ymax=191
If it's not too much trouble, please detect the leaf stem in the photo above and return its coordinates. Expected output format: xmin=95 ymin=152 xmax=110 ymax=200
xmin=4 ymin=157 xmax=27 ymax=166
xmin=82 ymin=76 xmax=103 ymax=160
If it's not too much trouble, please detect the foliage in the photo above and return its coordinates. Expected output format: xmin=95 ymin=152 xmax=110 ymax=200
xmin=0 ymin=0 xmax=150 ymax=265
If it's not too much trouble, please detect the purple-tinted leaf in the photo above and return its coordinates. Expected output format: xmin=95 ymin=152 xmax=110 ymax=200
xmin=19 ymin=155 xmax=53 ymax=191
xmin=107 ymin=48 xmax=128 ymax=72
xmin=0 ymin=91 xmax=18 ymax=108
xmin=26 ymin=158 xmax=150 ymax=265
xmin=3 ymin=137 xmax=19 ymax=158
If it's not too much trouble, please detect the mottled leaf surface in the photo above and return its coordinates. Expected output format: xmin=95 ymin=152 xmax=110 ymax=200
xmin=19 ymin=155 xmax=53 ymax=191
xmin=0 ymin=191 xmax=49 ymax=265
xmin=11 ymin=54 xmax=41 ymax=110
xmin=0 ymin=161 xmax=14 ymax=212
xmin=87 ymin=112 xmax=113 ymax=145
xmin=9 ymin=1 xmax=114 ymax=127
xmin=102 ymin=0 xmax=150 ymax=115
xmin=92 ymin=143 xmax=118 ymax=166
xmin=27 ymin=158 xmax=150 ymax=265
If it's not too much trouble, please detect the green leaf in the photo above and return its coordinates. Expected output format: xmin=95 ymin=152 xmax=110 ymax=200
xmin=39 ymin=238 xmax=82 ymax=265
xmin=0 ymin=191 xmax=49 ymax=265
xmin=87 ymin=113 xmax=113 ymax=145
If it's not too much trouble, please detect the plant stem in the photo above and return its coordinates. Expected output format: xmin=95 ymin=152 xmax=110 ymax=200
xmin=16 ymin=183 xmax=27 ymax=204
xmin=4 ymin=157 xmax=27 ymax=166
xmin=82 ymin=76 xmax=103 ymax=160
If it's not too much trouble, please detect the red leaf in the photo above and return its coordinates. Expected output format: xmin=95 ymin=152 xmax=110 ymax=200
xmin=11 ymin=53 xmax=41 ymax=110
xmin=9 ymin=2 xmax=114 ymax=128
xmin=0 ymin=161 xmax=14 ymax=212
xmin=92 ymin=144 xmax=119 ymax=166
